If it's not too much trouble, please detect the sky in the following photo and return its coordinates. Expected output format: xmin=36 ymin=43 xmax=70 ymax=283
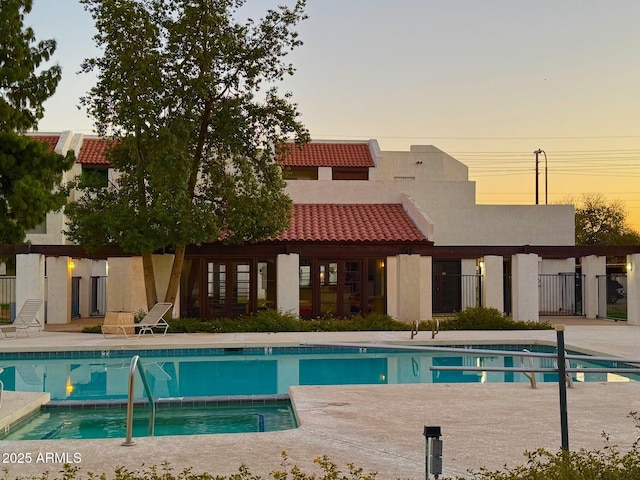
xmin=27 ymin=0 xmax=640 ymax=231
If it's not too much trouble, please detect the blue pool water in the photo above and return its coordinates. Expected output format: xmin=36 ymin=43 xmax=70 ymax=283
xmin=0 ymin=344 xmax=636 ymax=402
xmin=2 ymin=400 xmax=297 ymax=440
xmin=0 ymin=345 xmax=636 ymax=440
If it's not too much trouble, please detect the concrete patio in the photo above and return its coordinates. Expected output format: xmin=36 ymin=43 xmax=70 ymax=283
xmin=0 ymin=322 xmax=638 ymax=479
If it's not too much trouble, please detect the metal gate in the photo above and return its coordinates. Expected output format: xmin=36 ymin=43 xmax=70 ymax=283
xmin=433 ymin=274 xmax=482 ymax=314
xmin=539 ymin=273 xmax=584 ymax=316
xmin=71 ymin=277 xmax=81 ymax=319
xmin=596 ymin=274 xmax=627 ymax=321
xmin=91 ymin=276 xmax=107 ymax=316
xmin=0 ymin=276 xmax=16 ymax=322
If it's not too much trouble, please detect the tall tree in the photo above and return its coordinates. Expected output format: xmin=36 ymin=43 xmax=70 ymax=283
xmin=66 ymin=0 xmax=309 ymax=309
xmin=574 ymin=193 xmax=640 ymax=246
xmin=0 ymin=0 xmax=73 ymax=244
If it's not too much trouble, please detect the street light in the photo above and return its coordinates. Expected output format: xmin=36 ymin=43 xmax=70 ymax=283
xmin=534 ymin=149 xmax=548 ymax=204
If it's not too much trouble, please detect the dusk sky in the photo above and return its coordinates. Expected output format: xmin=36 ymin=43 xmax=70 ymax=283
xmin=27 ymin=0 xmax=640 ymax=231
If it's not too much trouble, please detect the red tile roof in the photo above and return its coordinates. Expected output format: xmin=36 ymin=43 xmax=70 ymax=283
xmin=29 ymin=135 xmax=60 ymax=152
xmin=282 ymin=142 xmax=374 ymax=167
xmin=277 ymin=204 xmax=427 ymax=242
xmin=77 ymin=138 xmax=114 ymax=165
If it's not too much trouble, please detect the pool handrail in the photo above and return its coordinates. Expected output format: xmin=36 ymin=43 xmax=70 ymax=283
xmin=123 ymin=355 xmax=156 ymax=446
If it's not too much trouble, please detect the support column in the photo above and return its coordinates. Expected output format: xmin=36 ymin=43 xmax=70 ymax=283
xmin=277 ymin=253 xmax=299 ymax=316
xmin=152 ymin=254 xmax=177 ymax=316
xmin=46 ymin=256 xmax=73 ymax=324
xmin=386 ymin=256 xmax=398 ymax=319
xmin=627 ymin=254 xmax=640 ymax=326
xmin=482 ymin=255 xmax=504 ymax=312
xmin=397 ymin=254 xmax=429 ymax=323
xmin=421 ymin=256 xmax=433 ymax=321
xmin=106 ymin=257 xmax=146 ymax=314
xmin=511 ymin=253 xmax=540 ymax=322
xmin=581 ymin=255 xmax=606 ymax=319
xmin=16 ymin=254 xmax=45 ymax=322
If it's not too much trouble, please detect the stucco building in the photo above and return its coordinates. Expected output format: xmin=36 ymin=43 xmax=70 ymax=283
xmin=3 ymin=132 xmax=638 ymax=325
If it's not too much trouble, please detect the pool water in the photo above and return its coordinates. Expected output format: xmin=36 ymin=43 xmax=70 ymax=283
xmin=2 ymin=401 xmax=297 ymax=440
xmin=0 ymin=345 xmax=636 ymax=402
xmin=0 ymin=345 xmax=636 ymax=441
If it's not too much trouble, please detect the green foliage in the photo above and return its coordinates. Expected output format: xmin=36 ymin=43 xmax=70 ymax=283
xmin=83 ymin=308 xmax=552 ymax=334
xmin=420 ymin=307 xmax=553 ymax=331
xmin=0 ymin=0 xmax=62 ymax=133
xmin=573 ymin=193 xmax=640 ymax=246
xmin=0 ymin=132 xmax=73 ymax=243
xmin=453 ymin=412 xmax=640 ymax=480
xmin=0 ymin=0 xmax=73 ymax=244
xmin=67 ymin=0 xmax=309 ymax=306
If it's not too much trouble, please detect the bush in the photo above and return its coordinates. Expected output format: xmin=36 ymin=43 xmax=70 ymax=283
xmin=83 ymin=307 xmax=551 ymax=334
xmin=419 ymin=307 xmax=553 ymax=331
xmin=452 ymin=412 xmax=640 ymax=480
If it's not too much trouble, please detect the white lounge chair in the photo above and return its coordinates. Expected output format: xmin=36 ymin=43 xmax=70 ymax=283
xmin=0 ymin=299 xmax=44 ymax=339
xmin=101 ymin=302 xmax=172 ymax=338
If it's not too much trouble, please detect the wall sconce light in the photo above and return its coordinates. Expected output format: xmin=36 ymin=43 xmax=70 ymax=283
xmin=627 ymin=262 xmax=633 ymax=272
xmin=478 ymin=260 xmax=485 ymax=273
xmin=68 ymin=260 xmax=76 ymax=270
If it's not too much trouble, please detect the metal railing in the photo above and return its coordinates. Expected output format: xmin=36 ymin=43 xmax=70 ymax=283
xmin=123 ymin=355 xmax=156 ymax=446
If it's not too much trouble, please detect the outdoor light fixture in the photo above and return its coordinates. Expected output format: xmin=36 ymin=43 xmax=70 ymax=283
xmin=68 ymin=259 xmax=76 ymax=270
xmin=627 ymin=262 xmax=633 ymax=272
xmin=423 ymin=426 xmax=443 ymax=479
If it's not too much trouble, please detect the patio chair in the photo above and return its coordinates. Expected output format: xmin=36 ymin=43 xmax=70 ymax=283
xmin=0 ymin=299 xmax=44 ymax=339
xmin=101 ymin=302 xmax=172 ymax=338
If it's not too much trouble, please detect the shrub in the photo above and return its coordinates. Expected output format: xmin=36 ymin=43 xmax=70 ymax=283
xmin=453 ymin=412 xmax=640 ymax=480
xmin=419 ymin=307 xmax=553 ymax=331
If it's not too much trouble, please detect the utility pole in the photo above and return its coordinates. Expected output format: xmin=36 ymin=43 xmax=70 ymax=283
xmin=533 ymin=149 xmax=547 ymax=204
xmin=534 ymin=149 xmax=540 ymax=205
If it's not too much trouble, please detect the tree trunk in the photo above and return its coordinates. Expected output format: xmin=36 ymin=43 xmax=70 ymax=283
xmin=142 ymin=251 xmax=158 ymax=310
xmin=164 ymin=242 xmax=186 ymax=307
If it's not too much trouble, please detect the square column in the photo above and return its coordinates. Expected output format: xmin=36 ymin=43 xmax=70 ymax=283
xmin=106 ymin=257 xmax=147 ymax=314
xmin=627 ymin=254 xmax=640 ymax=326
xmin=46 ymin=256 xmax=72 ymax=324
xmin=482 ymin=255 xmax=504 ymax=312
xmin=386 ymin=256 xmax=398 ymax=318
xmin=16 ymin=254 xmax=45 ymax=322
xmin=277 ymin=253 xmax=299 ymax=316
xmin=396 ymin=254 xmax=431 ymax=323
xmin=581 ymin=255 xmax=606 ymax=319
xmin=511 ymin=253 xmax=540 ymax=322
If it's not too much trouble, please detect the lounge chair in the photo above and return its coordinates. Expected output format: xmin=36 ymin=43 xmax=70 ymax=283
xmin=0 ymin=299 xmax=44 ymax=339
xmin=101 ymin=302 xmax=172 ymax=338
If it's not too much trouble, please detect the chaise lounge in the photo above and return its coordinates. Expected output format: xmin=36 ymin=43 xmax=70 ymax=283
xmin=101 ymin=302 xmax=173 ymax=338
xmin=0 ymin=299 xmax=44 ymax=339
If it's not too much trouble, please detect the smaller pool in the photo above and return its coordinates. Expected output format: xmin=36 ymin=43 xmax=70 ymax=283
xmin=1 ymin=399 xmax=297 ymax=440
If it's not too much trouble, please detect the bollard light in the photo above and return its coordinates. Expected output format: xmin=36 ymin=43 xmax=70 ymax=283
xmin=423 ymin=426 xmax=443 ymax=479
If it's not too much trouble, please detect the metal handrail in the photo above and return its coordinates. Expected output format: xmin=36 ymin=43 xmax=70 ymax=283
xmin=123 ymin=355 xmax=156 ymax=446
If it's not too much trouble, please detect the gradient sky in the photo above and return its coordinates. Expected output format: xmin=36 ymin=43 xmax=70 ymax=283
xmin=27 ymin=0 xmax=640 ymax=231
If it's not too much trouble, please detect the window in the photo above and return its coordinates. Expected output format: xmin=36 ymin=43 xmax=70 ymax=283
xmin=332 ymin=167 xmax=369 ymax=180
xmin=81 ymin=167 xmax=108 ymax=187
xmin=283 ymin=166 xmax=318 ymax=180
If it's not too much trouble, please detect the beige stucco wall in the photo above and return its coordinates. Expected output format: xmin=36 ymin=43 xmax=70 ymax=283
xmin=285 ymin=144 xmax=575 ymax=247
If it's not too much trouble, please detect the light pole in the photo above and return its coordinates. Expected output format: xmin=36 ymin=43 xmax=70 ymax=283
xmin=533 ymin=149 xmax=548 ymax=204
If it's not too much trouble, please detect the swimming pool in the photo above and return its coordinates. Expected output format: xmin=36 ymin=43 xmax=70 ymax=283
xmin=0 ymin=344 xmax=636 ymax=402
xmin=1 ymin=344 xmax=636 ymax=441
xmin=2 ymin=400 xmax=297 ymax=440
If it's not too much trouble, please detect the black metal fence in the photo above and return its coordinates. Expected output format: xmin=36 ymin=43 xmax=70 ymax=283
xmin=539 ymin=273 xmax=585 ymax=316
xmin=0 ymin=276 xmax=16 ymax=322
xmin=596 ymin=274 xmax=627 ymax=321
xmin=91 ymin=276 xmax=107 ymax=316
xmin=432 ymin=274 xmax=482 ymax=315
